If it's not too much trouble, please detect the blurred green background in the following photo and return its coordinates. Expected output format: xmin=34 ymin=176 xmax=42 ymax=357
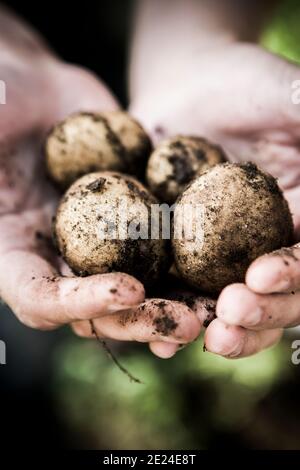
xmin=261 ymin=0 xmax=300 ymax=63
xmin=53 ymin=334 xmax=300 ymax=449
xmin=1 ymin=0 xmax=300 ymax=450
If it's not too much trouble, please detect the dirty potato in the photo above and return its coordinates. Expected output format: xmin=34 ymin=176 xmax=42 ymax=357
xmin=53 ymin=172 xmax=170 ymax=285
xmin=146 ymin=135 xmax=226 ymax=203
xmin=172 ymin=162 xmax=294 ymax=295
xmin=46 ymin=111 xmax=152 ymax=188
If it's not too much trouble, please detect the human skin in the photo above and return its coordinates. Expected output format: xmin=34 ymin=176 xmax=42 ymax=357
xmin=0 ymin=6 xmax=203 ymax=357
xmin=130 ymin=0 xmax=300 ymax=358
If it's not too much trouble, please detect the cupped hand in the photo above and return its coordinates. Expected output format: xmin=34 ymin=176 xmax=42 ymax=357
xmin=131 ymin=43 xmax=300 ymax=357
xmin=206 ymin=244 xmax=300 ymax=358
xmin=0 ymin=10 xmax=203 ymax=357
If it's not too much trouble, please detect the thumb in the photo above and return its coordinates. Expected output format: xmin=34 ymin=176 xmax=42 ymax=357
xmin=231 ymin=45 xmax=300 ymax=131
xmin=46 ymin=62 xmax=120 ymax=126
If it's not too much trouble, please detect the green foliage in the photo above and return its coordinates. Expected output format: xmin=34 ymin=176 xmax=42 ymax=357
xmin=53 ymin=340 xmax=194 ymax=448
xmin=261 ymin=0 xmax=300 ymax=63
xmin=52 ymin=337 xmax=292 ymax=449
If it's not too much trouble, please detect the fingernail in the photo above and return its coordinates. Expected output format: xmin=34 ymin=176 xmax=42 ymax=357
xmin=245 ymin=307 xmax=263 ymax=326
xmin=226 ymin=342 xmax=244 ymax=357
xmin=107 ymin=303 xmax=139 ymax=313
xmin=209 ymin=338 xmax=243 ymax=357
xmin=271 ymin=278 xmax=290 ymax=292
xmin=219 ymin=307 xmax=262 ymax=326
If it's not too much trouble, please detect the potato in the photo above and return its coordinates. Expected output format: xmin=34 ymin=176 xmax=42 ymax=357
xmin=146 ymin=135 xmax=226 ymax=203
xmin=46 ymin=111 xmax=152 ymax=188
xmin=172 ymin=162 xmax=294 ymax=295
xmin=53 ymin=172 xmax=170 ymax=285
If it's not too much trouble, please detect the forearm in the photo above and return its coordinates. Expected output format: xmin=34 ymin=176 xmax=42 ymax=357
xmin=129 ymin=0 xmax=277 ymax=104
xmin=0 ymin=5 xmax=60 ymax=140
xmin=0 ymin=4 xmax=54 ymax=61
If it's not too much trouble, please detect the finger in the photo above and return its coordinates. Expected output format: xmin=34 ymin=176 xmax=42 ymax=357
xmin=205 ymin=318 xmax=282 ymax=358
xmin=246 ymin=244 xmax=300 ymax=294
xmin=57 ymin=257 xmax=74 ymax=277
xmin=217 ymin=283 xmax=300 ymax=330
xmin=285 ymin=187 xmax=300 ymax=239
xmin=187 ymin=296 xmax=217 ymax=327
xmin=149 ymin=342 xmax=178 ymax=359
xmin=165 ymin=290 xmax=217 ymax=327
xmin=50 ymin=63 xmax=120 ymax=123
xmin=0 ymin=250 xmax=144 ymax=329
xmin=71 ymin=298 xmax=201 ymax=344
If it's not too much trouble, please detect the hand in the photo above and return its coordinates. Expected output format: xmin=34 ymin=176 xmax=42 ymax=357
xmin=206 ymin=244 xmax=300 ymax=358
xmin=131 ymin=43 xmax=300 ymax=357
xmin=0 ymin=9 xmax=201 ymax=357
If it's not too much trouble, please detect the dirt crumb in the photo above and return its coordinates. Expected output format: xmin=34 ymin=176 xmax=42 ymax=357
xmin=86 ymin=177 xmax=106 ymax=192
xmin=118 ymin=308 xmax=139 ymax=327
xmin=35 ymin=231 xmax=44 ymax=240
xmin=170 ymin=293 xmax=196 ymax=310
xmin=168 ymin=154 xmax=195 ymax=184
xmin=153 ymin=314 xmax=178 ymax=336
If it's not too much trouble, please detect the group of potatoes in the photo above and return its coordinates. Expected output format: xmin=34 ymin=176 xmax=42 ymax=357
xmin=47 ymin=111 xmax=293 ymax=296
